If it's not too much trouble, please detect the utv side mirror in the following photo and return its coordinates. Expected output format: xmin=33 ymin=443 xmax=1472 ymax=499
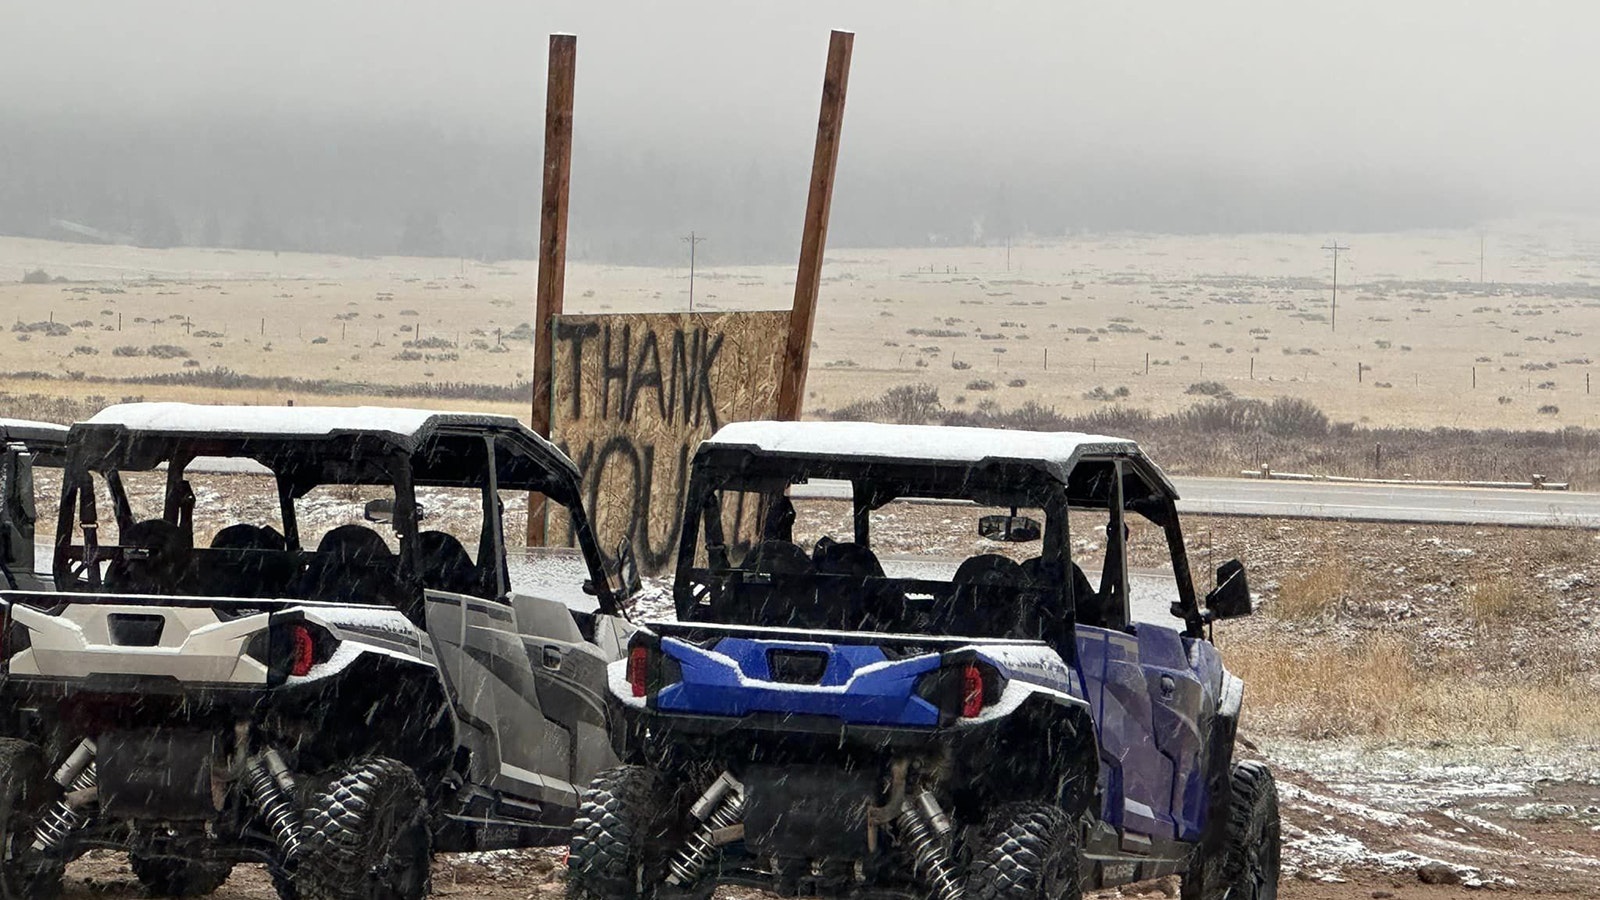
xmin=978 ymin=514 xmax=1041 ymax=543
xmin=363 ymin=498 xmax=394 ymax=524
xmin=1205 ymin=559 xmax=1252 ymax=619
xmin=616 ymin=538 xmax=643 ymax=598
xmin=585 ymin=539 xmax=643 ymax=600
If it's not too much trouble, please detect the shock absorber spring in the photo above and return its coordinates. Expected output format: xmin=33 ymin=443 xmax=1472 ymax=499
xmin=31 ymin=739 xmax=98 ymax=854
xmin=897 ymin=792 xmax=962 ymax=900
xmin=665 ymin=772 xmax=746 ymax=887
xmin=244 ymin=750 xmax=303 ymax=861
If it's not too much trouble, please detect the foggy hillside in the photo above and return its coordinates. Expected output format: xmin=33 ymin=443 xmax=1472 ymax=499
xmin=3 ymin=1 xmax=1594 ymax=264
xmin=0 ymin=110 xmax=1498 ymax=265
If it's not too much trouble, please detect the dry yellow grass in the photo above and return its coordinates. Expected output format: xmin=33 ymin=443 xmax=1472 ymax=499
xmin=8 ymin=219 xmax=1600 ymax=431
xmin=1223 ymin=635 xmax=1600 ymax=742
xmin=1463 ymin=576 xmax=1532 ymax=622
xmin=1271 ymin=559 xmax=1350 ymax=622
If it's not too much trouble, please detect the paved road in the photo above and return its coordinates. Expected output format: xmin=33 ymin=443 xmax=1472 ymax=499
xmin=1171 ymin=475 xmax=1600 ymax=528
xmin=794 ymin=477 xmax=1600 ymax=528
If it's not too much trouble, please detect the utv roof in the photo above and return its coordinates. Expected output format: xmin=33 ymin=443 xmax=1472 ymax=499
xmin=0 ymin=418 xmax=69 ymax=448
xmin=702 ymin=420 xmax=1178 ymax=496
xmin=72 ymin=403 xmax=580 ymax=495
xmin=84 ymin=403 xmax=511 ymax=444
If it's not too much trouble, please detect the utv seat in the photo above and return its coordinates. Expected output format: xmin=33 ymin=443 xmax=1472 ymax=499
xmin=812 ymin=538 xmax=902 ymax=631
xmin=1018 ymin=556 xmax=1095 ymax=640
xmin=726 ymin=540 xmax=819 ymax=628
xmin=931 ymin=554 xmax=1025 ymax=638
xmin=418 ymin=531 xmax=480 ymax=597
xmin=198 ymin=524 xmax=296 ymax=598
xmin=299 ymin=525 xmax=405 ymax=606
xmin=105 ymin=519 xmax=193 ymax=595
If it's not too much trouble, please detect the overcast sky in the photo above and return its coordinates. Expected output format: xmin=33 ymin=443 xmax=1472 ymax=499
xmin=4 ymin=1 xmax=1596 ymax=257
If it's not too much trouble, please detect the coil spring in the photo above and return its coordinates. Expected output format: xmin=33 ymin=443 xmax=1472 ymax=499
xmin=664 ymin=787 xmax=745 ymax=886
xmin=31 ymin=762 xmax=97 ymax=853
xmin=245 ymin=757 xmax=303 ymax=860
xmin=897 ymin=802 xmax=962 ymax=900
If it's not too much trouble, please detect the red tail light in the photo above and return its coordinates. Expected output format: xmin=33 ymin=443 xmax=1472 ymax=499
xmin=289 ymin=624 xmax=316 ymax=677
xmin=628 ymin=645 xmax=649 ymax=697
xmin=960 ymin=663 xmax=984 ymax=718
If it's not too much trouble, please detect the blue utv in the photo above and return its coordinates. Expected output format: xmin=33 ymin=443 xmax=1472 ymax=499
xmin=568 ymin=422 xmax=1278 ymax=900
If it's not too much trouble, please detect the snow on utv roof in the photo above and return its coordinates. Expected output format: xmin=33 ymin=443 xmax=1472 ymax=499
xmin=76 ymin=402 xmax=580 ymax=492
xmin=0 ymin=418 xmax=69 ymax=446
xmin=703 ymin=420 xmax=1178 ymax=496
xmin=85 ymin=402 xmax=526 ymax=443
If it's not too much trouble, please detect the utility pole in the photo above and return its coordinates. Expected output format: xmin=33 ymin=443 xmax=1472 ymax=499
xmin=1322 ymin=240 xmax=1349 ymax=332
xmin=682 ymin=231 xmax=706 ymax=312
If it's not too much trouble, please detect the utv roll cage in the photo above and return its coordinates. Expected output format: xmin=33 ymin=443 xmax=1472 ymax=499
xmin=1 ymin=418 xmax=69 ymax=590
xmin=673 ymin=430 xmax=1206 ymax=639
xmin=52 ymin=404 xmax=624 ymax=623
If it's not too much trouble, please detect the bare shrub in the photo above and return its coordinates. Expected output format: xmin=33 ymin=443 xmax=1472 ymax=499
xmin=147 ymin=345 xmax=189 ymax=359
xmin=966 ymin=380 xmax=995 ymax=391
xmin=21 ymin=269 xmax=51 ymax=284
xmin=1185 ymin=381 xmax=1233 ymax=399
xmin=1261 ymin=396 xmax=1329 ymax=438
xmin=112 ymin=345 xmax=146 ymax=357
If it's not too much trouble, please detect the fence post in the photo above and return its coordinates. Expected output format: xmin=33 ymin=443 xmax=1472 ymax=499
xmin=1144 ymin=352 xmax=1149 ymax=375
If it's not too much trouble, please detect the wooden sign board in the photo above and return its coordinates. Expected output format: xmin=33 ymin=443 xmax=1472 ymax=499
xmin=547 ymin=310 xmax=790 ymax=572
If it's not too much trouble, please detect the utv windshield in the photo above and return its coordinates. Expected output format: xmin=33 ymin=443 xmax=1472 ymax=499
xmin=674 ymin=454 xmax=1091 ymax=640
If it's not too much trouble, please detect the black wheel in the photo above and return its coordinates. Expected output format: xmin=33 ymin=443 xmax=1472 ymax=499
xmin=1182 ymin=761 xmax=1280 ymax=900
xmin=294 ymin=757 xmax=431 ymax=900
xmin=568 ymin=766 xmax=708 ymax=900
xmin=129 ymin=855 xmax=233 ymax=897
xmin=0 ymin=738 xmax=64 ymax=900
xmin=966 ymin=802 xmax=1080 ymax=900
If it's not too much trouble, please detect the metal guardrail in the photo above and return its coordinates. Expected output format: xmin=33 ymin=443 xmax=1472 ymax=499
xmin=1239 ymin=465 xmax=1569 ymax=491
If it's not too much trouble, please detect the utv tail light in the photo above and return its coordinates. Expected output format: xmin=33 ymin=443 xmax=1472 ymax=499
xmin=628 ymin=645 xmax=649 ymax=698
xmin=624 ymin=637 xmax=682 ymax=699
xmin=960 ymin=663 xmax=984 ymax=718
xmin=246 ymin=617 xmax=337 ymax=685
xmin=916 ymin=659 xmax=1005 ymax=722
xmin=289 ymin=624 xmax=316 ymax=678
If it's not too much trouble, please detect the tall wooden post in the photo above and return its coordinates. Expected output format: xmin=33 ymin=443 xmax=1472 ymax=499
xmin=527 ymin=33 xmax=577 ymax=545
xmin=776 ymin=30 xmax=854 ymax=420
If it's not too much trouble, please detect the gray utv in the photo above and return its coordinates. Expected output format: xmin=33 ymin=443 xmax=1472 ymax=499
xmin=0 ymin=418 xmax=69 ymax=593
xmin=0 ymin=403 xmax=640 ymax=900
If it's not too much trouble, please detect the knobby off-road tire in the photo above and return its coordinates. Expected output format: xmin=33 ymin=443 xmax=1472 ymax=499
xmin=129 ymin=855 xmax=234 ymax=897
xmin=1182 ymin=761 xmax=1280 ymax=900
xmin=966 ymin=802 xmax=1081 ymax=900
xmin=294 ymin=757 xmax=431 ymax=900
xmin=568 ymin=766 xmax=711 ymax=900
xmin=0 ymin=738 xmax=64 ymax=900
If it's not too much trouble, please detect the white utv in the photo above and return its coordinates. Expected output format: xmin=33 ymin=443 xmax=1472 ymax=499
xmin=0 ymin=403 xmax=640 ymax=900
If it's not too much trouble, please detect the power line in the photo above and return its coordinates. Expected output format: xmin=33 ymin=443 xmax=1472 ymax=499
xmin=681 ymin=231 xmax=706 ymax=312
xmin=1322 ymin=240 xmax=1349 ymax=331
